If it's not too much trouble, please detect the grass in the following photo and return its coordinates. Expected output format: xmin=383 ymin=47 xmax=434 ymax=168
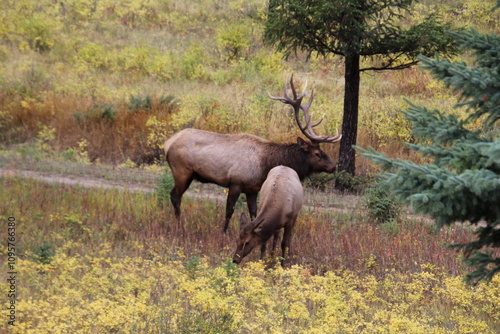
xmin=1 ymin=0 xmax=498 ymax=168
xmin=0 ymin=147 xmax=363 ymax=210
xmin=0 ymin=150 xmax=472 ymax=277
xmin=0 ymin=147 xmax=162 ymax=188
xmin=0 ymin=160 xmax=473 ymax=275
xmin=1 ymin=172 xmax=499 ymax=333
xmin=1 ymin=0 xmax=499 ymax=331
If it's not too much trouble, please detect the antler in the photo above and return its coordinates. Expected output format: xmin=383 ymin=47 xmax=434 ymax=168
xmin=268 ymin=75 xmax=342 ymax=144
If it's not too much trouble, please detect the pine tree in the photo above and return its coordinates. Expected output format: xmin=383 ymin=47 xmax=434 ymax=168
xmin=358 ymin=28 xmax=500 ymax=284
xmin=265 ymin=0 xmax=459 ymax=189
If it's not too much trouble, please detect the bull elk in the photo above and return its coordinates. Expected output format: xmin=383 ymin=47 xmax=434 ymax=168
xmin=164 ymin=76 xmax=341 ymax=232
xmin=232 ymin=166 xmax=304 ymax=266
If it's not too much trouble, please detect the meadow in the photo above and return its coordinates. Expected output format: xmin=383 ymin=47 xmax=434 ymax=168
xmin=1 ymin=0 xmax=500 ymax=332
xmin=1 ymin=0 xmax=498 ymax=168
xmin=0 ymin=173 xmax=499 ymax=333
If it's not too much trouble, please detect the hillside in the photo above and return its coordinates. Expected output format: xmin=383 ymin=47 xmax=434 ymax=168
xmin=0 ymin=0 xmax=498 ymax=170
xmin=1 ymin=2 xmax=500 ymax=332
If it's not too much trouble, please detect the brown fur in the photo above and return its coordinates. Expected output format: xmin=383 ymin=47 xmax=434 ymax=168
xmin=164 ymin=128 xmax=334 ymax=232
xmin=232 ymin=166 xmax=304 ymax=266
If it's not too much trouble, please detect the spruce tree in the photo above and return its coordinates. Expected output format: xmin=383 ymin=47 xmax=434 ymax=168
xmin=358 ymin=28 xmax=500 ymax=284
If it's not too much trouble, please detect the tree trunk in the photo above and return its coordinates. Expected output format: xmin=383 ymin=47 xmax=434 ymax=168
xmin=336 ymin=54 xmax=360 ymax=190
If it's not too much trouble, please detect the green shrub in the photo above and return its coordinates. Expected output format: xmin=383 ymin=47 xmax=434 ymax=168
xmin=74 ymin=104 xmax=117 ymax=124
xmin=156 ymin=166 xmax=174 ymax=207
xmin=380 ymin=218 xmax=400 ymax=236
xmin=21 ymin=14 xmax=59 ymax=53
xmin=61 ymin=148 xmax=78 ymax=161
xmin=35 ymin=125 xmax=56 ymax=154
xmin=333 ymin=170 xmax=372 ymax=193
xmin=120 ymin=45 xmax=156 ymax=74
xmin=127 ymin=94 xmax=179 ymax=114
xmin=363 ymin=181 xmax=402 ymax=224
xmin=180 ymin=44 xmax=209 ymax=80
xmin=216 ymin=23 xmax=253 ymax=61
xmin=128 ymin=95 xmax=153 ymax=112
xmin=158 ymin=94 xmax=180 ymax=113
xmin=77 ymin=42 xmax=112 ymax=70
xmin=146 ymin=53 xmax=176 ymax=81
xmin=183 ymin=256 xmax=203 ymax=279
xmin=304 ymin=172 xmax=335 ymax=191
xmin=32 ymin=244 xmax=55 ymax=264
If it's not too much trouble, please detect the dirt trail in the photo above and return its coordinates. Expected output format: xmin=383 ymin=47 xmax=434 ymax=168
xmin=0 ymin=167 xmax=435 ymax=224
xmin=1 ymin=168 xmax=152 ymax=192
xmin=0 ymin=168 xmax=234 ymax=201
xmin=0 ymin=167 xmax=363 ymax=213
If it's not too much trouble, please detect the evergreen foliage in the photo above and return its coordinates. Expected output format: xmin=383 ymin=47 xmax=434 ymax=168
xmin=265 ymin=0 xmax=457 ymax=68
xmin=358 ymin=27 xmax=500 ymax=284
xmin=156 ymin=166 xmax=175 ymax=207
xmin=265 ymin=0 xmax=459 ymax=187
xmin=364 ymin=181 xmax=402 ymax=224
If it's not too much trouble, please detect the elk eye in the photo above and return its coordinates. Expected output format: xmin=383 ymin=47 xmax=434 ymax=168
xmin=314 ymin=152 xmax=321 ymax=158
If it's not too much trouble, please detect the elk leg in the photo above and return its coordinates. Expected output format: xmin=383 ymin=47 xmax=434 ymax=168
xmin=260 ymin=229 xmax=280 ymax=260
xmin=246 ymin=193 xmax=258 ymax=219
xmin=247 ymin=192 xmax=264 ymax=255
xmin=224 ymin=186 xmax=241 ymax=233
xmin=271 ymin=230 xmax=280 ymax=257
xmin=260 ymin=242 xmax=266 ymax=260
xmin=170 ymin=173 xmax=193 ymax=220
xmin=281 ymin=225 xmax=294 ymax=267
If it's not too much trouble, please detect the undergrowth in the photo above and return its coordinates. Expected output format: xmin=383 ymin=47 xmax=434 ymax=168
xmin=1 ymin=1 xmax=499 ymax=331
xmin=1 ymin=170 xmax=498 ymax=332
xmin=1 ymin=0 xmax=497 ymax=168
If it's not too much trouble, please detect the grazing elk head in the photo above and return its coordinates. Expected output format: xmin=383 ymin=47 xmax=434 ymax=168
xmin=269 ymin=76 xmax=341 ymax=174
xmin=232 ymin=213 xmax=262 ymax=264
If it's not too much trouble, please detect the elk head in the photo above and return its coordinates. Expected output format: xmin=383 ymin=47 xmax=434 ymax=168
xmin=269 ymin=75 xmax=342 ymax=173
xmin=233 ymin=213 xmax=262 ymax=264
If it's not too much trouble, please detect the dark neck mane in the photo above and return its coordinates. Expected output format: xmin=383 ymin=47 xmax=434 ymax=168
xmin=264 ymin=142 xmax=310 ymax=180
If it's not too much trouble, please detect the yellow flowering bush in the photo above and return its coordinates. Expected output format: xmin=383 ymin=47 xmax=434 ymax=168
xmin=0 ymin=178 xmax=498 ymax=333
xmin=2 ymin=248 xmax=498 ymax=333
xmin=35 ymin=125 xmax=56 ymax=154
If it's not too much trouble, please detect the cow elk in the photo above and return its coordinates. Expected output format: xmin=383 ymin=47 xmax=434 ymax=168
xmin=232 ymin=166 xmax=304 ymax=266
xmin=164 ymin=76 xmax=341 ymax=232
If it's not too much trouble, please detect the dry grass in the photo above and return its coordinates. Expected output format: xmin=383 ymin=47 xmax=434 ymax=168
xmin=0 ymin=173 xmax=471 ymax=277
xmin=1 ymin=0 xmax=488 ymax=169
xmin=1 ymin=1 xmax=499 ymax=332
xmin=1 ymin=157 xmax=496 ymax=333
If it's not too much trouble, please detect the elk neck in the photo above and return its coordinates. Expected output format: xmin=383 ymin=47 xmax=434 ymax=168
xmin=264 ymin=142 xmax=311 ymax=180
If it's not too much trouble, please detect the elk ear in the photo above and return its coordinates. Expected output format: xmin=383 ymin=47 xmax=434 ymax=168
xmin=252 ymin=217 xmax=265 ymax=234
xmin=239 ymin=212 xmax=250 ymax=230
xmin=297 ymin=137 xmax=310 ymax=151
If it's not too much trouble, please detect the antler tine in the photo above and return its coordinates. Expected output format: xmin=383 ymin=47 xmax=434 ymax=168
xmin=324 ymin=129 xmax=342 ymax=143
xmin=268 ymin=75 xmax=303 ymax=106
xmin=299 ymin=81 xmax=343 ymax=143
xmin=301 ymin=79 xmax=308 ymax=98
xmin=298 ymin=82 xmax=326 ymax=141
xmin=269 ymin=75 xmax=342 ymax=144
xmin=310 ymin=113 xmax=325 ymax=128
xmin=288 ymin=74 xmax=297 ymax=99
xmin=301 ymin=108 xmax=342 ymax=143
xmin=302 ymin=81 xmax=314 ymax=110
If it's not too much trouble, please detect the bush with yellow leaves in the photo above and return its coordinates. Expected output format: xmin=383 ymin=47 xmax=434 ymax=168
xmin=2 ymin=248 xmax=498 ymax=333
xmin=0 ymin=177 xmax=498 ymax=333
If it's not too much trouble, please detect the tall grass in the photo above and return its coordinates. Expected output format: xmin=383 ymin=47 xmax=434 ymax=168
xmin=1 ymin=0 xmax=498 ymax=168
xmin=0 ymin=176 xmax=471 ymax=275
xmin=1 ymin=176 xmax=498 ymax=333
xmin=1 ymin=1 xmax=499 ymax=331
